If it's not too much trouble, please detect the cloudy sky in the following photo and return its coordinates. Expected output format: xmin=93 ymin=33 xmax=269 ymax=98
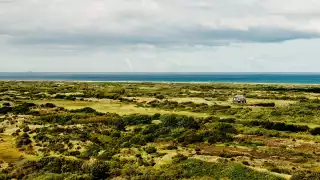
xmin=1 ymin=0 xmax=320 ymax=72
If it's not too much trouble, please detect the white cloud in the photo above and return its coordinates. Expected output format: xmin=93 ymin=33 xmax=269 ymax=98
xmin=0 ymin=0 xmax=320 ymax=71
xmin=1 ymin=0 xmax=320 ymax=45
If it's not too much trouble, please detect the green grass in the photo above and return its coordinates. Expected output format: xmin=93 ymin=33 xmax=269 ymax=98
xmin=170 ymin=97 xmax=217 ymax=105
xmin=1 ymin=81 xmax=320 ymax=179
xmin=163 ymin=159 xmax=286 ymax=180
xmin=0 ymin=135 xmax=37 ymax=163
xmin=32 ymin=99 xmax=208 ymax=117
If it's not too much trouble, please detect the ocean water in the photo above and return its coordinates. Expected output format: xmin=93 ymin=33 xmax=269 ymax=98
xmin=0 ymin=72 xmax=320 ymax=84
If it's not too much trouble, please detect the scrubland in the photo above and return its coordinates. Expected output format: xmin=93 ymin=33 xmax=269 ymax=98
xmin=0 ymin=81 xmax=320 ymax=179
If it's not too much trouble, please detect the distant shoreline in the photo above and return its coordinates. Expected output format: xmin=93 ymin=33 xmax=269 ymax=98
xmin=0 ymin=79 xmax=320 ymax=86
xmin=0 ymin=72 xmax=320 ymax=85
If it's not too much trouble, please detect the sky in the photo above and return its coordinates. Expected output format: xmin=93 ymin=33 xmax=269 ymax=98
xmin=1 ymin=0 xmax=320 ymax=72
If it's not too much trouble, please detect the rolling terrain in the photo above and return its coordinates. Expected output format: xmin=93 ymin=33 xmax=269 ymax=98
xmin=0 ymin=81 xmax=320 ymax=179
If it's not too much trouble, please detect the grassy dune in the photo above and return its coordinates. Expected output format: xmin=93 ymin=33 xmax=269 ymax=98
xmin=1 ymin=81 xmax=320 ymax=179
xmin=0 ymin=135 xmax=37 ymax=164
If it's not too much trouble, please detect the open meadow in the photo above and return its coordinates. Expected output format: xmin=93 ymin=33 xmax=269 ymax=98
xmin=0 ymin=81 xmax=320 ymax=179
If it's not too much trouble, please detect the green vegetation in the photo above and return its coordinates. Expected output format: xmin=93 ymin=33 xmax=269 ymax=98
xmin=0 ymin=81 xmax=320 ymax=179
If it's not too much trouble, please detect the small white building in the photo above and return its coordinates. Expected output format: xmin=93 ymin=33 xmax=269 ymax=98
xmin=233 ymin=95 xmax=247 ymax=104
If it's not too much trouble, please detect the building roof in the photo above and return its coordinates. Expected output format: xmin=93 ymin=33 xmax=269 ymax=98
xmin=234 ymin=95 xmax=246 ymax=99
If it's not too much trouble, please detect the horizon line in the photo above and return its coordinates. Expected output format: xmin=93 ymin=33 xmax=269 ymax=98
xmin=1 ymin=72 xmax=320 ymax=74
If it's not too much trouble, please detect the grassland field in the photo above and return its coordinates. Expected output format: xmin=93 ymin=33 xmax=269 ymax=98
xmin=0 ymin=81 xmax=320 ymax=179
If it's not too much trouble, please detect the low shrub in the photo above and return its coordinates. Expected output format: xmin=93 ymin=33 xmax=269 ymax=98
xmin=70 ymin=107 xmax=97 ymax=113
xmin=253 ymin=102 xmax=276 ymax=107
xmin=41 ymin=103 xmax=56 ymax=108
xmin=172 ymin=154 xmax=188 ymax=163
xmin=291 ymin=171 xmax=320 ymax=180
xmin=247 ymin=120 xmax=309 ymax=133
xmin=16 ymin=133 xmax=32 ymax=148
xmin=144 ymin=146 xmax=157 ymax=154
xmin=310 ymin=127 xmax=320 ymax=135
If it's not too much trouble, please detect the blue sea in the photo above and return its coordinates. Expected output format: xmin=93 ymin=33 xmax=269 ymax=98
xmin=0 ymin=72 xmax=320 ymax=84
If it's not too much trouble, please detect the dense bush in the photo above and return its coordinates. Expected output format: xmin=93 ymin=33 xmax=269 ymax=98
xmin=97 ymin=148 xmax=119 ymax=160
xmin=19 ymin=156 xmax=84 ymax=175
xmin=23 ymin=126 xmax=30 ymax=132
xmin=0 ymin=106 xmax=12 ymax=114
xmin=144 ymin=146 xmax=157 ymax=154
xmin=247 ymin=120 xmax=309 ymax=133
xmin=253 ymin=102 xmax=276 ymax=107
xmin=2 ymin=102 xmax=10 ymax=107
xmin=16 ymin=133 xmax=32 ymax=148
xmin=142 ymin=124 xmax=161 ymax=135
xmin=122 ymin=114 xmax=153 ymax=125
xmin=90 ymin=161 xmax=110 ymax=180
xmin=144 ymin=100 xmax=231 ymax=113
xmin=160 ymin=159 xmax=284 ymax=180
xmin=70 ymin=107 xmax=97 ymax=113
xmin=310 ymin=127 xmax=320 ymax=135
xmin=0 ymin=102 xmax=36 ymax=114
xmin=161 ymin=114 xmax=199 ymax=129
xmin=172 ymin=154 xmax=188 ymax=163
xmin=38 ymin=114 xmax=74 ymax=124
xmin=41 ymin=103 xmax=56 ymax=108
xmin=0 ymin=127 xmax=5 ymax=133
xmin=54 ymin=94 xmax=66 ymax=99
xmin=12 ymin=103 xmax=35 ymax=114
xmin=218 ymin=118 xmax=236 ymax=123
xmin=65 ymin=96 xmax=76 ymax=101
xmin=207 ymin=130 xmax=234 ymax=144
xmin=214 ymin=122 xmax=238 ymax=134
xmin=177 ymin=130 xmax=204 ymax=144
xmin=166 ymin=145 xmax=178 ymax=150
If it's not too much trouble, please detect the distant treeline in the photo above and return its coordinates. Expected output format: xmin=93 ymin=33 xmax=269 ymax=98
xmin=245 ymin=120 xmax=320 ymax=135
xmin=261 ymin=87 xmax=320 ymax=93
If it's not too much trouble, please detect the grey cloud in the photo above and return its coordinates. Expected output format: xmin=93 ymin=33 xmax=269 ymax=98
xmin=197 ymin=28 xmax=320 ymax=43
xmin=0 ymin=0 xmax=320 ymax=49
xmin=1 ymin=0 xmax=320 ymax=72
xmin=4 ymin=27 xmax=319 ymax=49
